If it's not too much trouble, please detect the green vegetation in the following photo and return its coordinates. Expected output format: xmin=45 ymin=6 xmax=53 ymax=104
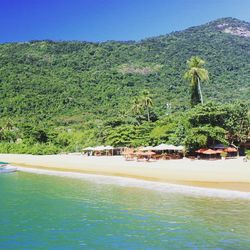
xmin=0 ymin=100 xmax=248 ymax=154
xmin=0 ymin=17 xmax=249 ymax=154
xmin=246 ymin=150 xmax=250 ymax=159
xmin=131 ymin=90 xmax=154 ymax=123
xmin=184 ymin=56 xmax=209 ymax=106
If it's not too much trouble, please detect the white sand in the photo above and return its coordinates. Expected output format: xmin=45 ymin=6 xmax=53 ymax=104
xmin=1 ymin=154 xmax=250 ymax=191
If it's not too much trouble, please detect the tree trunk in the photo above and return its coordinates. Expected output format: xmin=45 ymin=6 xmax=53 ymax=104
xmin=147 ymin=107 xmax=150 ymax=122
xmin=197 ymin=77 xmax=203 ymax=105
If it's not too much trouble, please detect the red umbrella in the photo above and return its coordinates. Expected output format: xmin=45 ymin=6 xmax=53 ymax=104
xmin=195 ymin=148 xmax=208 ymax=153
xmin=215 ymin=149 xmax=224 ymax=154
xmin=202 ymin=149 xmax=218 ymax=155
xmin=224 ymin=147 xmax=237 ymax=153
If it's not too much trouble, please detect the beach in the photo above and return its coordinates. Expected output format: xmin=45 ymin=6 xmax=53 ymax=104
xmin=1 ymin=153 xmax=250 ymax=192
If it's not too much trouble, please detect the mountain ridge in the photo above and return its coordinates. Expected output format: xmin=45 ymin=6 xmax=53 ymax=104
xmin=1 ymin=17 xmax=250 ymax=45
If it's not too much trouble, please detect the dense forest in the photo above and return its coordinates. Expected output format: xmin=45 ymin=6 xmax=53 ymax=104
xmin=0 ymin=17 xmax=249 ymax=154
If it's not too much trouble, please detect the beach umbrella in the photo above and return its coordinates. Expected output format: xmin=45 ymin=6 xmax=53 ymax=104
xmin=224 ymin=147 xmax=237 ymax=153
xmin=215 ymin=149 xmax=224 ymax=154
xmin=195 ymin=148 xmax=208 ymax=153
xmin=202 ymin=149 xmax=217 ymax=155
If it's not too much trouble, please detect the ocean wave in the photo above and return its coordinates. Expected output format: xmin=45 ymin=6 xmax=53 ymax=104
xmin=16 ymin=166 xmax=250 ymax=200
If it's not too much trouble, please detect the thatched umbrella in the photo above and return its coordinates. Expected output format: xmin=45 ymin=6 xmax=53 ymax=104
xmin=215 ymin=149 xmax=224 ymax=154
xmin=195 ymin=148 xmax=208 ymax=153
xmin=224 ymin=147 xmax=237 ymax=153
xmin=202 ymin=149 xmax=217 ymax=155
xmin=224 ymin=147 xmax=238 ymax=158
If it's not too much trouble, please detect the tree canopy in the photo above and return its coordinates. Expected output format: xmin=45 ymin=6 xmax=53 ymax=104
xmin=0 ymin=17 xmax=249 ymax=154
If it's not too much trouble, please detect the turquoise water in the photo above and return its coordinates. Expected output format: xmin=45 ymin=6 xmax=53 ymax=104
xmin=0 ymin=172 xmax=250 ymax=249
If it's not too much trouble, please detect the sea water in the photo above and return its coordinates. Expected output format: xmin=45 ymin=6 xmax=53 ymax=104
xmin=0 ymin=171 xmax=250 ymax=249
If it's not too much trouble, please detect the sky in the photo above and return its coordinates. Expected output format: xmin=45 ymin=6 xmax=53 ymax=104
xmin=1 ymin=0 xmax=250 ymax=43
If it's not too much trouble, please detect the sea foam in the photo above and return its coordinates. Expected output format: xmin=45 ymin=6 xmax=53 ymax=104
xmin=16 ymin=166 xmax=250 ymax=200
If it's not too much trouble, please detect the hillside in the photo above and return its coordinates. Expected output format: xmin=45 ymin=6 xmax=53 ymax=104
xmin=0 ymin=17 xmax=249 ymax=126
xmin=0 ymin=18 xmax=250 ymax=153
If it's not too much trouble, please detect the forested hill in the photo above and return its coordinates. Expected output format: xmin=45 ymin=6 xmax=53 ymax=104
xmin=0 ymin=17 xmax=250 ymax=126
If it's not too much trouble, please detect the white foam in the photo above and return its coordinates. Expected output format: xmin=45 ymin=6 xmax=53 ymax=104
xmin=16 ymin=166 xmax=250 ymax=200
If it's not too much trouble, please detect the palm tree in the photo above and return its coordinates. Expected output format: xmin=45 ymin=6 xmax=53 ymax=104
xmin=140 ymin=90 xmax=153 ymax=122
xmin=184 ymin=56 xmax=209 ymax=106
xmin=131 ymin=97 xmax=143 ymax=115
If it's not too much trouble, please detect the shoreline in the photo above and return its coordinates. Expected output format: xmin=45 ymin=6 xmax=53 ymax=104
xmin=1 ymin=154 xmax=250 ymax=193
xmin=15 ymin=165 xmax=250 ymax=200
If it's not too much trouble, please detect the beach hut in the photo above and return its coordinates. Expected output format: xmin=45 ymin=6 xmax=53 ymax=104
xmin=152 ymin=144 xmax=182 ymax=151
xmin=83 ymin=147 xmax=95 ymax=156
xmin=151 ymin=144 xmax=169 ymax=159
xmin=152 ymin=144 xmax=184 ymax=159
xmin=92 ymin=146 xmax=105 ymax=156
xmin=93 ymin=145 xmax=115 ymax=156
xmin=104 ymin=146 xmax=114 ymax=156
xmin=83 ymin=145 xmax=117 ymax=156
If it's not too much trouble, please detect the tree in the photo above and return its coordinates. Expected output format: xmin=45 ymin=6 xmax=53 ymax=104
xmin=184 ymin=56 xmax=209 ymax=106
xmin=184 ymin=125 xmax=227 ymax=151
xmin=131 ymin=97 xmax=143 ymax=116
xmin=131 ymin=90 xmax=153 ymax=123
xmin=224 ymin=102 xmax=250 ymax=146
xmin=105 ymin=124 xmax=136 ymax=147
xmin=131 ymin=96 xmax=144 ymax=125
xmin=140 ymin=90 xmax=153 ymax=122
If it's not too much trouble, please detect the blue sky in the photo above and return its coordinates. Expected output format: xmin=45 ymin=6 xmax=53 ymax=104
xmin=1 ymin=0 xmax=250 ymax=43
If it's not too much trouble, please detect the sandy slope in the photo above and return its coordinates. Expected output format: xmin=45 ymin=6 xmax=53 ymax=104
xmin=1 ymin=154 xmax=250 ymax=192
